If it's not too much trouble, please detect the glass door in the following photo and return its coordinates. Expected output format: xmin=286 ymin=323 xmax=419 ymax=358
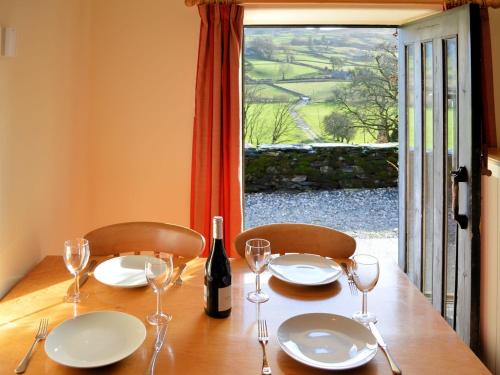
xmin=398 ymin=4 xmax=482 ymax=350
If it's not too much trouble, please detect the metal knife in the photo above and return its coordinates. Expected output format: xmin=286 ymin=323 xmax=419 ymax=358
xmin=66 ymin=260 xmax=97 ymax=296
xmin=79 ymin=260 xmax=98 ymax=288
xmin=369 ymin=322 xmax=402 ymax=375
xmin=147 ymin=324 xmax=168 ymax=375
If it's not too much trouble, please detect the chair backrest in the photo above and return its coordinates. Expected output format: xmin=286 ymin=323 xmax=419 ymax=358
xmin=234 ymin=223 xmax=355 ymax=258
xmin=85 ymin=222 xmax=205 ymax=258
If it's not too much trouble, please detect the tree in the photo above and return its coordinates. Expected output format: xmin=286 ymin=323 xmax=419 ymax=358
xmin=270 ymin=102 xmax=297 ymax=144
xmin=248 ymin=37 xmax=275 ymax=60
xmin=243 ymin=85 xmax=266 ymax=146
xmin=331 ymin=43 xmax=398 ymax=143
xmin=278 ymin=62 xmax=293 ymax=80
xmin=322 ymin=112 xmax=355 ymax=143
xmin=329 ymin=56 xmax=343 ymax=72
xmin=244 ymin=84 xmax=299 ymax=145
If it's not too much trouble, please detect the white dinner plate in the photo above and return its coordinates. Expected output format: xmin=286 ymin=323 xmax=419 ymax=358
xmin=94 ymin=255 xmax=158 ymax=288
xmin=268 ymin=253 xmax=342 ymax=285
xmin=277 ymin=313 xmax=377 ymax=370
xmin=45 ymin=311 xmax=146 ymax=368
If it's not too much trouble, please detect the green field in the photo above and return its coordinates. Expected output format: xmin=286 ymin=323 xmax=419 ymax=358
xmin=275 ymin=81 xmax=349 ymax=102
xmin=245 ymin=83 xmax=298 ymax=101
xmin=246 ymin=58 xmax=320 ymax=81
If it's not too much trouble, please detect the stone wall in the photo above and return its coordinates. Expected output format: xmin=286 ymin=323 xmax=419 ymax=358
xmin=245 ymin=143 xmax=398 ymax=192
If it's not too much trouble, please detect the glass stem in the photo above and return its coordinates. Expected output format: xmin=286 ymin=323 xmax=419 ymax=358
xmin=74 ymin=273 xmax=80 ymax=297
xmin=256 ymin=273 xmax=261 ymax=294
xmin=156 ymin=290 xmax=162 ymax=317
xmin=362 ymin=291 xmax=368 ymax=315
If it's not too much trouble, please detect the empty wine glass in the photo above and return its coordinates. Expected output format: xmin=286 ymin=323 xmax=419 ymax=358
xmin=245 ymin=239 xmax=271 ymax=303
xmin=145 ymin=256 xmax=173 ymax=325
xmin=63 ymin=238 xmax=90 ymax=303
xmin=349 ymin=254 xmax=379 ymax=324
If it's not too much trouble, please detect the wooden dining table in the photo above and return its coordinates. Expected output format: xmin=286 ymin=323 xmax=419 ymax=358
xmin=0 ymin=255 xmax=490 ymax=374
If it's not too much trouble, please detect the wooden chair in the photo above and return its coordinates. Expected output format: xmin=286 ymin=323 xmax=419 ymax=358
xmin=234 ymin=223 xmax=355 ymax=259
xmin=84 ymin=222 xmax=205 ymax=260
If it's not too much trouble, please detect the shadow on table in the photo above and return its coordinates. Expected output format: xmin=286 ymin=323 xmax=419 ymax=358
xmin=267 ymin=277 xmax=342 ymax=301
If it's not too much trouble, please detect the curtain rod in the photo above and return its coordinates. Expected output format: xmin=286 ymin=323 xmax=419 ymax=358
xmin=185 ymin=0 xmax=443 ymax=7
xmin=185 ymin=0 xmax=499 ymax=8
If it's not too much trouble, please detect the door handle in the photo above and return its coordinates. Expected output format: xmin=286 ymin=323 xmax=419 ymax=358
xmin=450 ymin=166 xmax=468 ymax=229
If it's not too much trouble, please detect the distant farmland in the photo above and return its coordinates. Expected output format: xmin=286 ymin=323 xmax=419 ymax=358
xmin=243 ymin=27 xmax=397 ymax=145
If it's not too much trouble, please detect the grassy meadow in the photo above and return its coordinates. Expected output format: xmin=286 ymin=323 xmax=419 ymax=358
xmin=243 ymin=27 xmax=398 ymax=145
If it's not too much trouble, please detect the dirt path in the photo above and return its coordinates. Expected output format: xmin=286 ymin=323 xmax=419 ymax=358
xmin=290 ymin=102 xmax=322 ymax=142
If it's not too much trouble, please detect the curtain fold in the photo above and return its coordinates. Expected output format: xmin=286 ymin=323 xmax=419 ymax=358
xmin=190 ymin=4 xmax=244 ymax=256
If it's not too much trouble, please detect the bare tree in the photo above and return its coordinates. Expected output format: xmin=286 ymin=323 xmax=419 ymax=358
xmin=331 ymin=43 xmax=398 ymax=143
xmin=243 ymin=85 xmax=298 ymax=145
xmin=243 ymin=85 xmax=266 ymax=146
xmin=270 ymin=102 xmax=297 ymax=144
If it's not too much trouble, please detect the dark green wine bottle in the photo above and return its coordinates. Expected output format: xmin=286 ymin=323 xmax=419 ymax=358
xmin=204 ymin=216 xmax=231 ymax=318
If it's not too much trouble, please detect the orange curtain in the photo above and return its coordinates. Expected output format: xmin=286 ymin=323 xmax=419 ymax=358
xmin=190 ymin=4 xmax=244 ymax=256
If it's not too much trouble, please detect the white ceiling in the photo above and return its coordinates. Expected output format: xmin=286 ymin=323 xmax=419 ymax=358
xmin=244 ymin=4 xmax=442 ymax=25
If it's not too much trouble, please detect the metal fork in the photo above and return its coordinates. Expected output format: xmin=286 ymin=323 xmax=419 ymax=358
xmin=257 ymin=319 xmax=272 ymax=375
xmin=15 ymin=318 xmax=49 ymax=374
xmin=173 ymin=263 xmax=187 ymax=285
xmin=340 ymin=262 xmax=358 ymax=295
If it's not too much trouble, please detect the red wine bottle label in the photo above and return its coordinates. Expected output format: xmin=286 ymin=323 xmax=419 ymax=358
xmin=218 ymin=285 xmax=231 ymax=312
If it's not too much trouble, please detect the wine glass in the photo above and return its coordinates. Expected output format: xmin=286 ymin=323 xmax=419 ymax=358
xmin=245 ymin=238 xmax=271 ymax=303
xmin=145 ymin=256 xmax=173 ymax=325
xmin=349 ymin=254 xmax=379 ymax=324
xmin=63 ymin=238 xmax=90 ymax=303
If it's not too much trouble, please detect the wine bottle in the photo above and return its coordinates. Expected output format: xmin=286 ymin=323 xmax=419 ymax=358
xmin=204 ymin=216 xmax=232 ymax=318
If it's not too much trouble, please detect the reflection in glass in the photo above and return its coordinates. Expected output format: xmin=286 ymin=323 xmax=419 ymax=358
xmin=422 ymin=41 xmax=434 ymax=301
xmin=444 ymin=37 xmax=458 ymax=327
xmin=405 ymin=44 xmax=416 ymax=277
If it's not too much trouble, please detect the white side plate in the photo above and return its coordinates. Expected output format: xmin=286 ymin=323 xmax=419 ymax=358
xmin=45 ymin=311 xmax=146 ymax=368
xmin=94 ymin=255 xmax=158 ymax=288
xmin=277 ymin=313 xmax=377 ymax=370
xmin=268 ymin=253 xmax=342 ymax=285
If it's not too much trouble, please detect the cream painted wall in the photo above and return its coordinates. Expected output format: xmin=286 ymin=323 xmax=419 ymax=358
xmin=0 ymin=0 xmax=200 ymax=297
xmin=480 ymin=8 xmax=500 ymax=374
xmin=0 ymin=0 xmax=91 ymax=297
xmin=87 ymin=0 xmax=199 ymax=231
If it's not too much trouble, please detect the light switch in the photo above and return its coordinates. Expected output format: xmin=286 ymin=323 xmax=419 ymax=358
xmin=1 ymin=27 xmax=16 ymax=57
